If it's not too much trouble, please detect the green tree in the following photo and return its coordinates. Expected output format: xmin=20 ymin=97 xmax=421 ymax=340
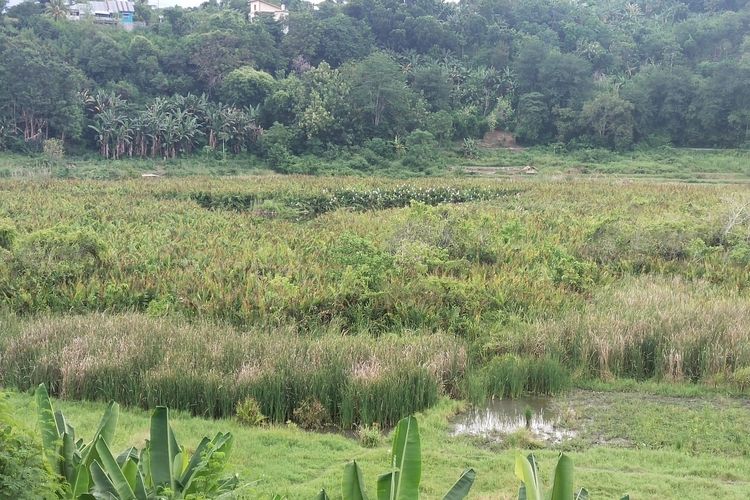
xmin=580 ymin=93 xmax=635 ymax=149
xmin=349 ymin=52 xmax=425 ymax=137
xmin=0 ymin=34 xmax=84 ymax=143
xmin=514 ymin=92 xmax=550 ymax=143
xmin=220 ymin=66 xmax=276 ymax=108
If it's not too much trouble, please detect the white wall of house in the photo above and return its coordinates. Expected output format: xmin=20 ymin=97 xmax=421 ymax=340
xmin=248 ymin=0 xmax=287 ymax=21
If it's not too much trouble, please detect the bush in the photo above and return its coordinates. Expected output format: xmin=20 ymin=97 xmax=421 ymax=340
xmin=401 ymin=130 xmax=440 ymax=171
xmin=357 ymin=423 xmax=381 ymax=448
xmin=235 ymin=397 xmax=267 ymax=427
xmin=293 ymin=397 xmax=330 ymax=430
xmin=0 ymin=218 xmax=16 ymax=250
xmin=13 ymin=225 xmax=107 ymax=286
xmin=43 ymin=139 xmax=65 ymax=161
xmin=732 ymin=366 xmax=750 ymax=391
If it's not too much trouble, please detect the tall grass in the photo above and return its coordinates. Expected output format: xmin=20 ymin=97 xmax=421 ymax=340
xmin=493 ymin=277 xmax=750 ymax=382
xmin=0 ymin=314 xmax=466 ymax=428
xmin=469 ymin=355 xmax=570 ymax=403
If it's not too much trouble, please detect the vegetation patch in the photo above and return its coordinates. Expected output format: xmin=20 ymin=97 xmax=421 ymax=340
xmin=0 ymin=314 xmax=466 ymax=428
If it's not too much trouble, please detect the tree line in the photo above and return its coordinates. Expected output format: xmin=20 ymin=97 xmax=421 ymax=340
xmin=0 ymin=0 xmax=748 ymax=162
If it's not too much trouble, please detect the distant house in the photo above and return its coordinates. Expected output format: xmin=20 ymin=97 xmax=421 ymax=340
xmin=248 ymin=0 xmax=288 ymax=21
xmin=68 ymin=0 xmax=135 ymax=30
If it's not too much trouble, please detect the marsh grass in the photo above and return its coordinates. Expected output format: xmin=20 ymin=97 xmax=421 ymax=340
xmin=471 ymin=355 xmax=571 ymax=402
xmin=0 ymin=314 xmax=465 ymax=428
xmin=513 ymin=277 xmax=750 ymax=382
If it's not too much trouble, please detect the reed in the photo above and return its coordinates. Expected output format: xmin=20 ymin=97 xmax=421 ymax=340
xmin=0 ymin=314 xmax=465 ymax=428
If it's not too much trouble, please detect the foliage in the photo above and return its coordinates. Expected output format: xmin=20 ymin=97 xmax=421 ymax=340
xmin=43 ymin=139 xmax=65 ymax=161
xmin=235 ymin=397 xmax=267 ymax=427
xmin=0 ymin=0 xmax=747 ymax=158
xmin=316 ymin=415 xmax=476 ymax=500
xmin=2 ymin=315 xmax=465 ymax=428
xmin=0 ymin=392 xmax=60 ymax=499
xmin=473 ymin=355 xmax=571 ymax=401
xmin=33 ymin=384 xmax=239 ymax=499
xmin=515 ymin=453 xmax=629 ymax=500
xmin=292 ymin=397 xmax=330 ymax=430
xmin=356 ymin=423 xmax=381 ymax=448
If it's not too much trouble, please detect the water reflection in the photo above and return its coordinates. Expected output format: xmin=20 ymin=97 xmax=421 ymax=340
xmin=452 ymin=397 xmax=575 ymax=444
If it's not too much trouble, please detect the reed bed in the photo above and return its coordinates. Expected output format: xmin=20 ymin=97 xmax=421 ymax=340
xmin=0 ymin=314 xmax=466 ymax=427
xmin=504 ymin=276 xmax=750 ymax=382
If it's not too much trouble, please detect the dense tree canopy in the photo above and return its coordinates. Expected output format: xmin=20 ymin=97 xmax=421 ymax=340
xmin=0 ymin=0 xmax=748 ymax=159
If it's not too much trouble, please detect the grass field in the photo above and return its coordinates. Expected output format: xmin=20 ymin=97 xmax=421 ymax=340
xmin=2 ymin=151 xmax=750 ymax=497
xmin=6 ymin=388 xmax=750 ymax=499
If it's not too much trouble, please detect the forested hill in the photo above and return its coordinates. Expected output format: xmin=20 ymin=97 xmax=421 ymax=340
xmin=0 ymin=0 xmax=748 ymax=161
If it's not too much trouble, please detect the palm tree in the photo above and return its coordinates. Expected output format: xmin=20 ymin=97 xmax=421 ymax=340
xmin=45 ymin=0 xmax=69 ymax=21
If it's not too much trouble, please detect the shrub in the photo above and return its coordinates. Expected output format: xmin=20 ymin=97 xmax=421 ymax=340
xmin=236 ymin=396 xmax=267 ymax=427
xmin=402 ymin=129 xmax=440 ymax=171
xmin=293 ymin=397 xmax=330 ymax=430
xmin=732 ymin=366 xmax=750 ymax=391
xmin=0 ymin=218 xmax=16 ymax=250
xmin=13 ymin=225 xmax=107 ymax=285
xmin=356 ymin=423 xmax=381 ymax=448
xmin=42 ymin=138 xmax=65 ymax=161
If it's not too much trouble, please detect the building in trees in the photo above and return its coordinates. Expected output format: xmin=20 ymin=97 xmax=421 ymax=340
xmin=68 ymin=0 xmax=135 ymax=29
xmin=248 ymin=0 xmax=287 ymax=22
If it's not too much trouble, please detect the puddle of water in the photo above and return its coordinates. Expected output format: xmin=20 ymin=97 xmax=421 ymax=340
xmin=452 ymin=397 xmax=575 ymax=444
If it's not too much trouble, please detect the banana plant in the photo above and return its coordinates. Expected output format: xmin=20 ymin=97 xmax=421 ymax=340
xmin=91 ymin=406 xmax=239 ymax=499
xmin=316 ymin=415 xmax=475 ymax=500
xmin=35 ymin=383 xmax=120 ymax=499
xmin=515 ymin=453 xmax=630 ymax=500
xmin=35 ymin=384 xmax=239 ymax=499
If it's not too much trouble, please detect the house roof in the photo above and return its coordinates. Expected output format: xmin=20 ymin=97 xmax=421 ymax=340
xmin=71 ymin=0 xmax=135 ymax=14
xmin=249 ymin=0 xmax=283 ymax=10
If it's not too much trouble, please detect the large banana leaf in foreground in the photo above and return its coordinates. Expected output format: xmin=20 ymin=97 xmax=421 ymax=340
xmin=377 ymin=415 xmax=421 ymax=500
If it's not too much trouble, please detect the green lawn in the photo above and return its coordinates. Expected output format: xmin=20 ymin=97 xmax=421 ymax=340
xmin=8 ymin=389 xmax=750 ymax=499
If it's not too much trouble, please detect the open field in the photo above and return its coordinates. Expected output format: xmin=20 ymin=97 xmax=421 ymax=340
xmin=2 ymin=169 xmax=750 ymax=497
xmin=2 ymin=147 xmax=749 ymax=183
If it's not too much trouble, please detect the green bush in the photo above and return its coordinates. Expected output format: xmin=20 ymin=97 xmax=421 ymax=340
xmin=0 ymin=218 xmax=16 ymax=250
xmin=13 ymin=225 xmax=107 ymax=285
xmin=293 ymin=397 xmax=330 ymax=430
xmin=732 ymin=366 xmax=750 ymax=391
xmin=356 ymin=423 xmax=381 ymax=448
xmin=236 ymin=396 xmax=267 ymax=427
xmin=42 ymin=139 xmax=65 ymax=162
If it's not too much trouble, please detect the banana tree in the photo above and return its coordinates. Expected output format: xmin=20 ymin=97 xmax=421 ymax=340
xmin=136 ymin=406 xmax=238 ymax=499
xmin=35 ymin=384 xmax=238 ymax=499
xmin=316 ymin=416 xmax=475 ymax=500
xmin=515 ymin=453 xmax=630 ymax=500
xmin=35 ymin=383 xmax=120 ymax=499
